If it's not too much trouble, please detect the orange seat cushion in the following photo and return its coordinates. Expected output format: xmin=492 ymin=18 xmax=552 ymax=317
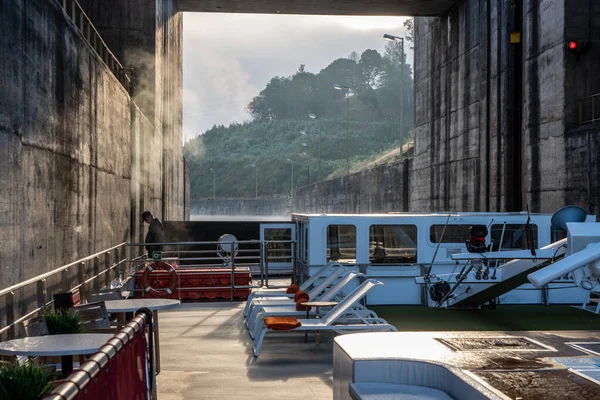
xmin=264 ymin=317 xmax=301 ymax=330
xmin=293 ymin=290 xmax=310 ymax=302
xmin=286 ymin=283 xmax=300 ymax=294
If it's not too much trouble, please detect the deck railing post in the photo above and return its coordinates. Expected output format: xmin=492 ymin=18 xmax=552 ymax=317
xmin=259 ymin=242 xmax=265 ymax=287
xmin=105 ymin=252 xmax=111 ymax=289
xmin=5 ymin=292 xmax=15 ymax=340
xmin=93 ymin=256 xmax=100 ymax=291
xmin=230 ymin=251 xmax=236 ymax=301
xmin=62 ymin=269 xmax=70 ymax=292
xmin=37 ymin=279 xmax=47 ymax=313
xmin=78 ymin=262 xmax=86 ymax=303
xmin=115 ymin=247 xmax=121 ymax=282
xmin=71 ymin=1 xmax=76 ymax=22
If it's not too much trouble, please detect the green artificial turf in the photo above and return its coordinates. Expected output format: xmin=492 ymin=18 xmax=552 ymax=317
xmin=369 ymin=305 xmax=600 ymax=332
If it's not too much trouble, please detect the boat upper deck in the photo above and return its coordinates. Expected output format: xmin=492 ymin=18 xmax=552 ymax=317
xmin=156 ymin=301 xmax=600 ymax=400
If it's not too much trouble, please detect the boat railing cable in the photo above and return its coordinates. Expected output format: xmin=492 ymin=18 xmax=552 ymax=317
xmin=425 ymin=214 xmax=451 ymax=277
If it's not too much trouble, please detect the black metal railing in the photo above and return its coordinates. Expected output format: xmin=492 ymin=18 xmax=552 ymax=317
xmin=60 ymin=0 xmax=131 ymax=92
xmin=578 ymin=93 xmax=600 ymax=124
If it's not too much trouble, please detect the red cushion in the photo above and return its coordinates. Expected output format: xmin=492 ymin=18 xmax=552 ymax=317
xmin=293 ymin=290 xmax=310 ymax=303
xmin=296 ymin=300 xmax=312 ymax=311
xmin=264 ymin=317 xmax=301 ymax=330
xmin=286 ymin=283 xmax=300 ymax=294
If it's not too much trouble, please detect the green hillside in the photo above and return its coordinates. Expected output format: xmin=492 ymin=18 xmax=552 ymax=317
xmin=184 ymin=30 xmax=415 ymax=199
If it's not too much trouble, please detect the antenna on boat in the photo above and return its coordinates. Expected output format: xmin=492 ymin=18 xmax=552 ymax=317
xmin=425 ymin=214 xmax=452 ymax=277
xmin=525 ymin=205 xmax=536 ymax=257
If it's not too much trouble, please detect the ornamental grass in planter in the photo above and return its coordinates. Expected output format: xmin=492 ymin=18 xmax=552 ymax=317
xmin=0 ymin=362 xmax=54 ymax=400
xmin=44 ymin=308 xmax=85 ymax=335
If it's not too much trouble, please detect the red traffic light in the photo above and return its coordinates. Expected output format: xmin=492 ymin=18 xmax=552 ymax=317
xmin=567 ymin=40 xmax=591 ymax=55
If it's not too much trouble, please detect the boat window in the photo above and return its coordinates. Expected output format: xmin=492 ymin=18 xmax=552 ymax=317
xmin=430 ymin=225 xmax=471 ymax=243
xmin=369 ymin=225 xmax=417 ymax=264
xmin=551 ymin=227 xmax=567 ymax=242
xmin=327 ymin=225 xmax=356 ymax=262
xmin=264 ymin=228 xmax=292 ymax=263
xmin=490 ymin=224 xmax=538 ymax=250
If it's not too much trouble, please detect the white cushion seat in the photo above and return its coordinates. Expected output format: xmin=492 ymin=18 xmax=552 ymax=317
xmin=349 ymin=382 xmax=454 ymax=400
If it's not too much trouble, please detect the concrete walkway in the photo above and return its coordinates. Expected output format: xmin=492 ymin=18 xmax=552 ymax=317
xmin=156 ymin=302 xmax=334 ymax=399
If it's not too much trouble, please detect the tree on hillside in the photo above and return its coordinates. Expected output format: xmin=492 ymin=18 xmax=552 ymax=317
xmin=404 ymin=18 xmax=414 ymax=50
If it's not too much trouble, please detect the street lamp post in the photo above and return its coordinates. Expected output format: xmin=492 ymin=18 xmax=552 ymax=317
xmin=383 ymin=34 xmax=405 ymax=160
xmin=334 ymin=84 xmax=351 ymax=175
xmin=209 ymin=168 xmax=216 ymax=200
xmin=252 ymin=164 xmax=258 ymax=199
xmin=286 ymin=158 xmax=294 ymax=197
xmin=308 ymin=113 xmax=322 ymax=181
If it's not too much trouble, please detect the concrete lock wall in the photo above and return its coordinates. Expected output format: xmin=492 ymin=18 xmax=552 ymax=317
xmin=78 ymin=0 xmax=186 ymax=223
xmin=0 ymin=0 xmax=188 ymax=301
xmin=293 ymin=160 xmax=410 ymax=213
xmin=191 ymin=199 xmax=291 ymax=217
xmin=413 ymin=0 xmax=600 ymax=217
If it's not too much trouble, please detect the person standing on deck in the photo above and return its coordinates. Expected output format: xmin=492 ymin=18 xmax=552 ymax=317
xmin=142 ymin=211 xmax=165 ymax=256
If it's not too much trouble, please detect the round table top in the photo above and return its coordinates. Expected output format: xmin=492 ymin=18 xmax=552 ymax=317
xmin=104 ymin=298 xmax=180 ymax=313
xmin=0 ymin=334 xmax=114 ymax=356
xmin=300 ymin=301 xmax=338 ymax=307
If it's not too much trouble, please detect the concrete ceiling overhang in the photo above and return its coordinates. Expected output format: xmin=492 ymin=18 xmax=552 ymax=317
xmin=176 ymin=0 xmax=458 ymax=16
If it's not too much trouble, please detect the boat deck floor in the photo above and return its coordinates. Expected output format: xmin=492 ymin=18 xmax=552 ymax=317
xmin=156 ymin=302 xmax=600 ymax=399
xmin=156 ymin=302 xmax=335 ymax=400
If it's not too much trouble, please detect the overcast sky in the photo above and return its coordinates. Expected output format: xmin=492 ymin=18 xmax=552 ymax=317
xmin=183 ymin=13 xmax=410 ymax=142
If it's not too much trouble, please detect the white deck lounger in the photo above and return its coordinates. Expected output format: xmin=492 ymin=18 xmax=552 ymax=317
xmin=245 ymin=267 xmax=347 ymax=324
xmin=243 ymin=262 xmax=342 ymax=317
xmin=247 ymin=272 xmax=367 ymax=336
xmin=252 ymin=279 xmax=397 ymax=357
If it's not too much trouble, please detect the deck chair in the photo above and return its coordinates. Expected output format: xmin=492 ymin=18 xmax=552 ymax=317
xmin=20 ymin=316 xmax=58 ymax=374
xmin=73 ymin=301 xmax=118 ymax=333
xmin=245 ymin=267 xmax=347 ymax=325
xmin=252 ymin=279 xmax=397 ymax=357
xmin=246 ymin=272 xmax=369 ymax=336
xmin=86 ymin=288 xmax=125 ymax=303
xmin=243 ymin=262 xmax=342 ymax=317
xmin=22 ymin=315 xmax=50 ymax=337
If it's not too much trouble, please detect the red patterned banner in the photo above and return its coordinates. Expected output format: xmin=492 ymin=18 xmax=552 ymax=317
xmin=76 ymin=329 xmax=149 ymax=400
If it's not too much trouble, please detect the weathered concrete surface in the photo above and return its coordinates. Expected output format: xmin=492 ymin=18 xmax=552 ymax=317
xmin=0 ymin=0 xmax=188 ymax=324
xmin=565 ymin=125 xmax=600 ymax=216
xmin=157 ymin=302 xmax=334 ymax=400
xmin=79 ymin=0 xmax=186 ymax=222
xmin=294 ymin=160 xmax=410 ymax=213
xmin=177 ymin=0 xmax=458 ymax=15
xmin=191 ymin=199 xmax=291 ymax=217
xmin=413 ymin=0 xmax=600 ymax=218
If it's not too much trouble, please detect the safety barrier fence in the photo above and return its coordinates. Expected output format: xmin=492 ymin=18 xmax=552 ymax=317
xmin=0 ymin=243 xmax=132 ymax=341
xmin=128 ymin=239 xmax=296 ymax=301
xmin=59 ymin=0 xmax=131 ymax=92
xmin=42 ymin=310 xmax=151 ymax=400
xmin=0 ymin=239 xmax=295 ymax=340
xmin=578 ymin=93 xmax=600 ymax=124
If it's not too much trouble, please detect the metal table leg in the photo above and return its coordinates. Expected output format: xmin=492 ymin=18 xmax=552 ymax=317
xmin=153 ymin=310 xmax=161 ymax=374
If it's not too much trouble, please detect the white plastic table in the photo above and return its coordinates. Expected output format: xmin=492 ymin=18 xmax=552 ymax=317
xmin=0 ymin=334 xmax=113 ymax=377
xmin=104 ymin=298 xmax=180 ymax=376
xmin=103 ymin=299 xmax=180 ymax=313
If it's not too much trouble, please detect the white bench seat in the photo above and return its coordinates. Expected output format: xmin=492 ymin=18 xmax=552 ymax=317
xmin=349 ymin=382 xmax=454 ymax=400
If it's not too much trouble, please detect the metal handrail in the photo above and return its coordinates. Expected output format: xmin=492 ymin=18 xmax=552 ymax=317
xmin=578 ymin=92 xmax=600 ymax=124
xmin=0 ymin=242 xmax=129 ymax=339
xmin=60 ymin=0 xmax=131 ymax=92
xmin=0 ymin=242 xmax=127 ymax=298
xmin=1 ymin=238 xmax=297 ymax=339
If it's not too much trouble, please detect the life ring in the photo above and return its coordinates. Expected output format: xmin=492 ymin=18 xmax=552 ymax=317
xmin=142 ymin=261 xmax=177 ymax=295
